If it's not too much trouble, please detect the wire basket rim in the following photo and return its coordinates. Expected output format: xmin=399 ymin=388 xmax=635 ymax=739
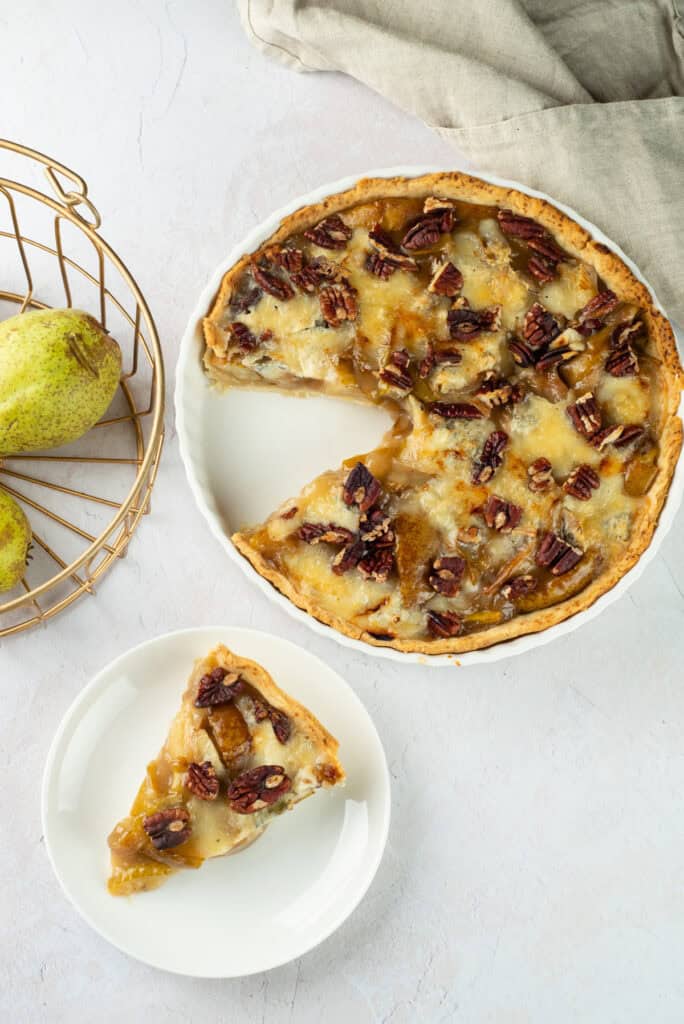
xmin=0 ymin=139 xmax=165 ymax=627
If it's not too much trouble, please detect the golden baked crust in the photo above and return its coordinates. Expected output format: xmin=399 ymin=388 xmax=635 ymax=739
xmin=107 ymin=644 xmax=344 ymax=894
xmin=203 ymin=172 xmax=683 ymax=656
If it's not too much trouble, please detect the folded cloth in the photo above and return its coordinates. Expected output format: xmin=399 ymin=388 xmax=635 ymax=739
xmin=239 ymin=0 xmax=684 ymax=326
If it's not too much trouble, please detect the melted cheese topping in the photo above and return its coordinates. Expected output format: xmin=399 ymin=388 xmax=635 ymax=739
xmin=597 ymin=374 xmax=651 ymax=424
xmin=508 ymin=394 xmax=599 ymax=477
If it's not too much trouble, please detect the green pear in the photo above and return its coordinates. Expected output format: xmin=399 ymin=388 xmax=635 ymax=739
xmin=0 ymin=488 xmax=31 ymax=593
xmin=0 ymin=308 xmax=122 ymax=456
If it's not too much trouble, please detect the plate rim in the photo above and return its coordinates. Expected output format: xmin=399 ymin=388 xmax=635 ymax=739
xmin=174 ymin=164 xmax=684 ymax=667
xmin=40 ymin=625 xmax=392 ymax=978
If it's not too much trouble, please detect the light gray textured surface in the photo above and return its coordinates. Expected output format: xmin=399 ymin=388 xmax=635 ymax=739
xmin=1 ymin=2 xmax=683 ymax=1021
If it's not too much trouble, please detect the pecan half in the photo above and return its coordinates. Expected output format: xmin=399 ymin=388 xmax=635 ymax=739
xmin=368 ymin=224 xmax=417 ymax=270
xmin=564 ymin=464 xmax=600 ymax=500
xmin=267 ymin=707 xmax=291 ymax=744
xmin=589 ymin=425 xmax=624 ymax=450
xmin=228 ymin=322 xmax=258 ymax=352
xmin=195 ymin=667 xmax=244 ymax=708
xmin=427 ymin=610 xmax=463 ymax=638
xmin=433 ymin=346 xmax=463 ymax=366
xmin=611 ymin=318 xmax=643 ymax=348
xmin=428 ymin=401 xmax=484 ymax=420
xmin=332 ymin=536 xmax=366 ymax=575
xmin=497 ymin=210 xmax=568 ymax=281
xmin=605 ymin=345 xmax=638 ymax=377
xmin=358 ymin=546 xmax=394 ymax=582
xmin=591 ymin=423 xmax=645 ymax=450
xmin=252 ymin=263 xmax=295 ymax=302
xmin=497 ymin=209 xmax=547 ymax=241
xmin=319 ymin=278 xmax=358 ymax=326
xmin=359 ymin=508 xmax=394 ymax=545
xmin=366 ymin=252 xmax=396 ymax=279
xmin=607 ymin=321 xmax=641 ymax=377
xmin=527 ymin=236 xmax=567 ymax=282
xmin=472 ymin=430 xmax=508 ymax=484
xmin=522 ymin=302 xmax=561 ymax=350
xmin=535 ymin=327 xmax=586 ymax=369
xmin=428 ymin=555 xmax=466 ymax=597
xmin=508 ymin=337 xmax=536 ymax=367
xmin=501 ymin=574 xmax=537 ymax=600
xmin=423 ymin=196 xmax=457 ymax=227
xmin=273 ymin=247 xmax=305 ymax=274
xmin=575 ymin=290 xmax=618 ymax=329
xmin=143 ymin=807 xmax=191 ymax=850
xmin=448 ymin=304 xmax=501 ymax=341
xmin=343 ymin=462 xmax=383 ymax=512
xmin=380 ymin=348 xmax=413 ymax=391
xmin=253 ymin=699 xmax=291 ymax=744
xmin=401 ymin=199 xmax=456 ymax=251
xmin=481 ymin=495 xmax=522 ymax=532
xmin=527 ymin=457 xmax=554 ymax=492
xmin=291 ymin=264 xmax=327 ymax=293
xmin=612 ymin=424 xmax=646 ymax=448
xmin=529 ymin=235 xmax=566 ymax=261
xmin=428 ymin=261 xmax=463 ymax=297
xmin=227 ymin=765 xmax=292 ymax=814
xmin=401 ymin=215 xmax=442 ymax=251
xmin=476 ymin=371 xmax=523 ymax=408
xmin=304 ymin=214 xmax=352 ymax=250
xmin=535 ymin=531 xmax=583 ymax=575
xmin=297 ymin=522 xmax=355 ymax=545
xmin=527 ymin=253 xmax=557 ymax=284
xmin=566 ymin=392 xmax=602 ymax=439
xmin=186 ymin=762 xmax=220 ymax=801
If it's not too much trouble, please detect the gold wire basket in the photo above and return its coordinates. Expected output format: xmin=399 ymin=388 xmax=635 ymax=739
xmin=0 ymin=140 xmax=164 ymax=637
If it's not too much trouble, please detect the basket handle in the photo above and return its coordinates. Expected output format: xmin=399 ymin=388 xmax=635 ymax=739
xmin=44 ymin=164 xmax=102 ymax=230
xmin=0 ymin=139 xmax=102 ymax=229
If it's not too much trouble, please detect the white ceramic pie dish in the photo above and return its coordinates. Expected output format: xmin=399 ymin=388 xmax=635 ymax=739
xmin=41 ymin=627 xmax=390 ymax=977
xmin=175 ymin=165 xmax=684 ymax=667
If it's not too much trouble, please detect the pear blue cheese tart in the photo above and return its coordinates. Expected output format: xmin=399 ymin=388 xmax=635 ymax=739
xmin=202 ymin=172 xmax=683 ymax=654
xmin=107 ymin=645 xmax=344 ymax=895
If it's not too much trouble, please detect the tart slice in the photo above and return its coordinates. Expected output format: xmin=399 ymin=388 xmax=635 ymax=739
xmin=107 ymin=644 xmax=344 ymax=896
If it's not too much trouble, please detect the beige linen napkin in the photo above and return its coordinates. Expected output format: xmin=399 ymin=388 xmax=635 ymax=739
xmin=238 ymin=0 xmax=684 ymax=326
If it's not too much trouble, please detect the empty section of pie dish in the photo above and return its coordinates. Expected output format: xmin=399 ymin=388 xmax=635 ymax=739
xmin=175 ymin=166 xmax=684 ymax=666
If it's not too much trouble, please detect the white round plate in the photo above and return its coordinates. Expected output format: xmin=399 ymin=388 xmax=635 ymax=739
xmin=175 ymin=166 xmax=684 ymax=667
xmin=41 ymin=627 xmax=390 ymax=977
